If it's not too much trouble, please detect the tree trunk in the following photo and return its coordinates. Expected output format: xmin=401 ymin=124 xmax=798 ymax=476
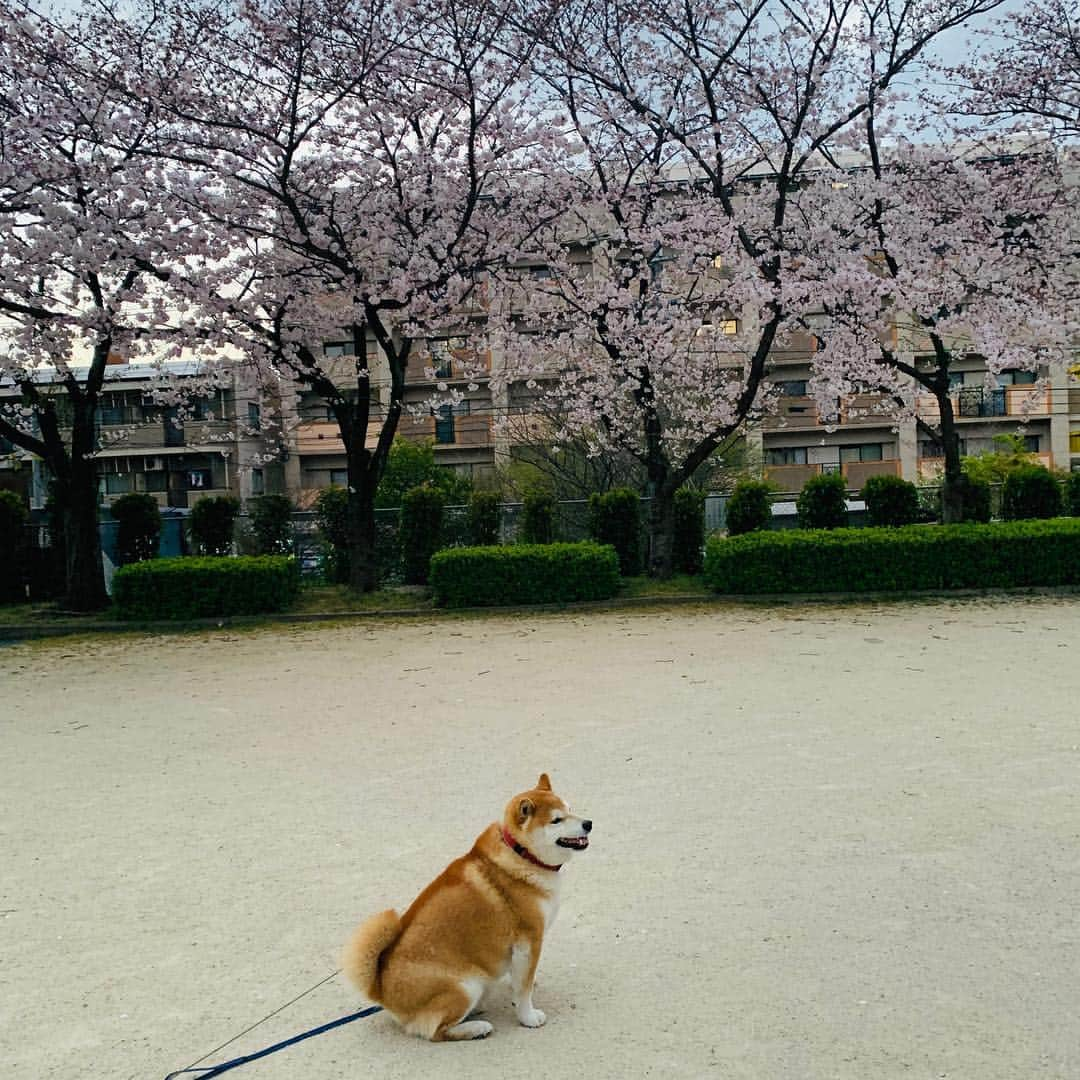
xmin=646 ymin=479 xmax=676 ymax=578
xmin=346 ymin=484 xmax=378 ymax=592
xmin=60 ymin=400 xmax=107 ymax=611
xmin=937 ymin=388 xmax=965 ymax=524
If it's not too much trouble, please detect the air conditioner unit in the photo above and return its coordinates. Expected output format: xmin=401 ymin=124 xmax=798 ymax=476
xmin=144 ymin=456 xmax=166 ymax=472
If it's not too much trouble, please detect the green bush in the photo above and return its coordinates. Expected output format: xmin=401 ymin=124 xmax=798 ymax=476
xmin=672 ymin=488 xmax=706 ymax=574
xmin=796 ymin=473 xmax=848 ymax=529
xmin=315 ymin=485 xmax=350 ymax=583
xmin=0 ymin=490 xmax=28 ymax=602
xmin=1001 ymin=465 xmax=1063 ymax=521
xmin=110 ymin=493 xmax=162 ymax=566
xmin=954 ymin=474 xmax=991 ymax=524
xmin=726 ymin=480 xmax=773 ymax=536
xmin=401 ymin=484 xmax=445 ymax=585
xmin=112 ymin=555 xmax=300 ymax=619
xmin=861 ymin=475 xmax=919 ymax=527
xmin=1066 ymin=472 xmax=1080 ymax=517
xmin=430 ymin=542 xmax=620 ymax=607
xmin=588 ymin=487 xmax=642 ymax=575
xmin=703 ymin=519 xmax=1080 ymax=595
xmin=189 ymin=495 xmax=240 ymax=556
xmin=247 ymin=494 xmax=294 ymax=554
xmin=520 ymin=488 xmax=556 ymax=544
xmin=375 ymin=437 xmax=473 ymax=508
xmin=467 ymin=490 xmax=501 ymax=546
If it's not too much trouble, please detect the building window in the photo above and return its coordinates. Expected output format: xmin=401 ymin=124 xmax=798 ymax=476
xmin=435 ymin=404 xmax=455 ymax=444
xmin=323 ymin=341 xmax=356 ymax=357
xmin=186 ymin=468 xmax=213 ymax=491
xmin=330 ymin=469 xmax=348 ymax=487
xmin=777 ymin=380 xmax=808 ymax=397
xmin=251 ymin=468 xmax=265 ymax=495
xmin=1022 ymin=435 xmax=1040 ymax=453
xmin=840 ymin=443 xmax=883 ymax=463
xmin=697 ymin=318 xmax=739 ymax=336
xmin=765 ymin=447 xmax=808 ymax=466
xmin=997 ymin=369 xmax=1037 ymax=386
xmin=103 ymin=473 xmax=132 ymax=495
xmin=248 ymin=402 xmax=262 ymax=433
xmin=1070 ymin=431 xmax=1080 ymax=454
xmin=144 ymin=470 xmax=167 ymax=493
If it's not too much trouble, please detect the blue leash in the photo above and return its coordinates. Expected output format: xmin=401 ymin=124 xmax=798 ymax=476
xmin=164 ymin=997 xmax=383 ymax=1080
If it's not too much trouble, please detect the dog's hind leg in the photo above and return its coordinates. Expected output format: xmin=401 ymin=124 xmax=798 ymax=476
xmin=411 ymin=983 xmax=493 ymax=1042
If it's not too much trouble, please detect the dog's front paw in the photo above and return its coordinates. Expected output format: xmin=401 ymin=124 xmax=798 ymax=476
xmin=517 ymin=1007 xmax=546 ymax=1028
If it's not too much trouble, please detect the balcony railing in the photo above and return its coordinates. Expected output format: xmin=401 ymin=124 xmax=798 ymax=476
xmin=917 ymin=385 xmax=1050 ymax=421
xmin=764 ymin=458 xmax=901 ymax=492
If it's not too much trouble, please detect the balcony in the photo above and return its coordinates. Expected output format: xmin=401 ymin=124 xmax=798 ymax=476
xmin=764 ymin=393 xmax=896 ymax=431
xmin=764 ymin=458 xmax=902 ymax=492
xmin=917 ymin=385 xmax=1051 ymax=422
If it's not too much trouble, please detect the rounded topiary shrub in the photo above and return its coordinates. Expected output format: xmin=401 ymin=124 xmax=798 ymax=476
xmin=796 ymin=473 xmax=848 ymax=529
xmin=400 ymin=484 xmax=445 ymax=585
xmin=726 ymin=480 xmax=773 ymax=536
xmin=189 ymin=495 xmax=240 ymax=556
xmin=0 ymin=490 xmax=29 ymax=602
xmin=315 ymin=485 xmax=350 ymax=583
xmin=861 ymin=474 xmax=919 ymax=527
xmin=110 ymin=492 xmax=161 ymax=566
xmin=520 ymin=488 xmax=556 ymax=544
xmin=1066 ymin=472 xmax=1080 ymax=517
xmin=588 ymin=487 xmax=642 ymax=575
xmin=1001 ymin=465 xmax=1063 ymax=521
xmin=467 ymin=489 xmax=501 ymax=546
xmin=954 ymin=474 xmax=992 ymax=524
xmin=247 ymin=494 xmax=294 ymax=555
xmin=672 ymin=488 xmax=706 ymax=574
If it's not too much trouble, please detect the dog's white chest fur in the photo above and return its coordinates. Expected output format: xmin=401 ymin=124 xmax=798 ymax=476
xmin=538 ymin=877 xmax=562 ymax=930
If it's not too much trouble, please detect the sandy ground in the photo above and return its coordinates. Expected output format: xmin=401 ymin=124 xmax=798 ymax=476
xmin=2 ymin=597 xmax=1079 ymax=1080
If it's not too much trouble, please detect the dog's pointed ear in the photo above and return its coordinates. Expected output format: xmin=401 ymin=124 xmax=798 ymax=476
xmin=517 ymin=798 xmax=535 ymax=822
xmin=536 ymin=773 xmax=552 ymax=792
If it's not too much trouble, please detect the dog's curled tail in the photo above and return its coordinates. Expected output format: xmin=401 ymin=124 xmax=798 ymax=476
xmin=341 ymin=909 xmax=401 ymax=1001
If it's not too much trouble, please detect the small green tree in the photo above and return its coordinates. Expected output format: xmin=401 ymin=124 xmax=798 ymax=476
xmin=467 ymin=489 xmax=501 ymax=546
xmin=0 ymin=490 xmax=29 ymax=602
xmin=672 ymin=488 xmax=706 ymax=574
xmin=588 ymin=487 xmax=642 ymax=575
xmin=376 ymin=437 xmax=472 ymax=508
xmin=189 ymin=495 xmax=240 ymax=556
xmin=315 ymin=485 xmax=350 ymax=583
xmin=110 ymin=493 xmax=162 ymax=565
xmin=247 ymin=494 xmax=294 ymax=555
xmin=400 ymin=485 xmax=445 ymax=585
xmin=1001 ymin=465 xmax=1063 ymax=520
xmin=861 ymin=475 xmax=919 ymax=527
xmin=796 ymin=474 xmax=848 ymax=530
xmin=962 ymin=433 xmax=1039 ymax=485
xmin=726 ymin=480 xmax=773 ymax=536
xmin=520 ymin=488 xmax=556 ymax=544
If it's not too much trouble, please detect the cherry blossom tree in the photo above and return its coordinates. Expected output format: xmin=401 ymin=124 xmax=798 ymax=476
xmin=805 ymin=142 xmax=1077 ymax=522
xmin=955 ymin=0 xmax=1079 ymax=140
xmin=128 ymin=0 xmax=550 ymax=591
xmin=497 ymin=0 xmax=1011 ymax=574
xmin=0 ymin=1 xmax=220 ymax=610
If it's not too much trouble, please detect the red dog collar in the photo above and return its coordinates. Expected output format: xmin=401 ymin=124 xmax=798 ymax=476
xmin=501 ymin=826 xmax=561 ymax=872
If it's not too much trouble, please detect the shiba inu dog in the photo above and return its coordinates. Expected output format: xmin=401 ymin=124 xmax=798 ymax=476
xmin=342 ymin=773 xmax=591 ymax=1041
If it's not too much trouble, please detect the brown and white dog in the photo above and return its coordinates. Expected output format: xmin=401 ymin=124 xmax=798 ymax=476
xmin=341 ymin=773 xmax=591 ymax=1041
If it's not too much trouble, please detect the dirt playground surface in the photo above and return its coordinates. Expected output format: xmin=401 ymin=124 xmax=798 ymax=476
xmin=2 ymin=597 xmax=1078 ymax=1080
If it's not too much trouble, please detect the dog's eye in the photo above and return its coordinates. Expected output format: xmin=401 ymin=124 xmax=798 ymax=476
xmin=551 ymin=817 xmax=563 ymax=824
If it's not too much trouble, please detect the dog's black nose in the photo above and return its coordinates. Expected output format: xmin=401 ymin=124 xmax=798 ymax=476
xmin=582 ymin=820 xmax=593 ymax=833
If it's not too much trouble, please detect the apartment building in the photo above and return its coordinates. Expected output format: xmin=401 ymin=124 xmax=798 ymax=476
xmin=0 ymin=357 xmax=283 ymax=510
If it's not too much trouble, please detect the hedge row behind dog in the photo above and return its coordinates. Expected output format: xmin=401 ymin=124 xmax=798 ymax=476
xmin=342 ymin=774 xmax=592 ymax=1041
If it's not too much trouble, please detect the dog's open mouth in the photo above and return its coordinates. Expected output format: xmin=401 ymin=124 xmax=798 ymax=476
xmin=556 ymin=836 xmax=590 ymax=850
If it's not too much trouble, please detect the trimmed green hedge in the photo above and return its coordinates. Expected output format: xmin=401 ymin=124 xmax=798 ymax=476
xmin=703 ymin=519 xmax=1080 ymax=595
xmin=112 ymin=555 xmax=300 ymax=619
xmin=430 ymin=542 xmax=619 ymax=608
